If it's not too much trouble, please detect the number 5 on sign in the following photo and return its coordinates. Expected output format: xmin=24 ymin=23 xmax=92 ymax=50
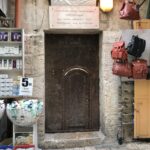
xmin=19 ymin=77 xmax=33 ymax=96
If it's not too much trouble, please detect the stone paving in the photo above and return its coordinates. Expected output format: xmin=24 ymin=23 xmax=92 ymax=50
xmin=43 ymin=142 xmax=150 ymax=150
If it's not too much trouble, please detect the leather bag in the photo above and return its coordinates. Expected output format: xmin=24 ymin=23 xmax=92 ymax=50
xmin=127 ymin=35 xmax=146 ymax=57
xmin=111 ymin=41 xmax=128 ymax=61
xmin=120 ymin=0 xmax=140 ymax=20
xmin=112 ymin=61 xmax=132 ymax=77
xmin=132 ymin=59 xmax=148 ymax=79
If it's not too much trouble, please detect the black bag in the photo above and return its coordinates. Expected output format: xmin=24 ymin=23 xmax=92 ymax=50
xmin=147 ymin=66 xmax=150 ymax=79
xmin=127 ymin=35 xmax=146 ymax=57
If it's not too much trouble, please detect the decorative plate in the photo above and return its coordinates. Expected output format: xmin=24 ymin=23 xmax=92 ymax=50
xmin=6 ymin=99 xmax=43 ymax=126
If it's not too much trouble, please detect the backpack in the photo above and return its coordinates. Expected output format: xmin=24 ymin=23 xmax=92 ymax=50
xmin=127 ymin=35 xmax=146 ymax=57
xmin=111 ymin=41 xmax=128 ymax=61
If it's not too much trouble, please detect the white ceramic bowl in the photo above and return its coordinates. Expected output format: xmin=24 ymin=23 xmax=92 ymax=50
xmin=0 ymin=100 xmax=5 ymax=120
xmin=6 ymin=99 xmax=43 ymax=126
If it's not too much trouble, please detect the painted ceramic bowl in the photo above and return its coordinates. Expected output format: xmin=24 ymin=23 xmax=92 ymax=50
xmin=6 ymin=99 xmax=43 ymax=126
xmin=0 ymin=100 xmax=5 ymax=120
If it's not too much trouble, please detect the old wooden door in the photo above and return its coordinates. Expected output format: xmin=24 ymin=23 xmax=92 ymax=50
xmin=45 ymin=34 xmax=99 ymax=133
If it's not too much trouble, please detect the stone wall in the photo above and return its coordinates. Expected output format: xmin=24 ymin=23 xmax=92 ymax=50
xmin=120 ymin=82 xmax=134 ymax=141
xmin=100 ymin=31 xmax=122 ymax=138
xmin=8 ymin=0 xmax=149 ymax=148
xmin=9 ymin=0 xmax=149 ymax=31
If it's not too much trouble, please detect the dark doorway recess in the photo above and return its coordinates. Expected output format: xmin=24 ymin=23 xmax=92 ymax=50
xmin=0 ymin=112 xmax=12 ymax=143
xmin=45 ymin=34 xmax=99 ymax=133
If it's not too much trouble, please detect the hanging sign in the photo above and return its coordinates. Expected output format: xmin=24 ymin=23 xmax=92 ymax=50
xmin=19 ymin=77 xmax=33 ymax=96
xmin=49 ymin=6 xmax=99 ymax=29
xmin=51 ymin=0 xmax=96 ymax=6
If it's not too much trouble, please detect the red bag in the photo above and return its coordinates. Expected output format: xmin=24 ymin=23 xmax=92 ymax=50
xmin=14 ymin=145 xmax=35 ymax=150
xmin=119 ymin=0 xmax=140 ymax=20
xmin=112 ymin=61 xmax=132 ymax=77
xmin=132 ymin=59 xmax=148 ymax=79
xmin=111 ymin=41 xmax=128 ymax=61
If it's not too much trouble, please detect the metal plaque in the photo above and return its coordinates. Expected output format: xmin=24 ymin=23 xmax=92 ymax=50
xmin=49 ymin=6 xmax=99 ymax=29
xmin=51 ymin=0 xmax=96 ymax=6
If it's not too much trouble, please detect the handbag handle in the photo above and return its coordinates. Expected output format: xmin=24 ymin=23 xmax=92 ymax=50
xmin=96 ymin=0 xmax=99 ymax=6
xmin=126 ymin=0 xmax=136 ymax=4
xmin=137 ymin=0 xmax=146 ymax=8
xmin=126 ymin=0 xmax=146 ymax=7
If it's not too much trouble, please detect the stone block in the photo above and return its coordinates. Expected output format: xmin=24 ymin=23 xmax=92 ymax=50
xmin=103 ymin=31 xmax=122 ymax=44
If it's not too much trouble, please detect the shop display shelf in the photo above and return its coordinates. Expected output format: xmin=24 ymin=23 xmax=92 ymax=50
xmin=0 ymin=55 xmax=22 ymax=58
xmin=0 ymin=69 xmax=22 ymax=72
xmin=0 ymin=41 xmax=22 ymax=44
xmin=0 ymin=96 xmax=23 ymax=100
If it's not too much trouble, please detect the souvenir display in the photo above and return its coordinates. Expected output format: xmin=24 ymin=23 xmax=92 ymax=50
xmin=0 ymin=32 xmax=8 ymax=41
xmin=11 ymin=32 xmax=22 ymax=42
xmin=6 ymin=99 xmax=43 ymax=126
xmin=14 ymin=145 xmax=35 ymax=150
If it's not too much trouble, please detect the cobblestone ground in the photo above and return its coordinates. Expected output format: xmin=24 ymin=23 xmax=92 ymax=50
xmin=43 ymin=142 xmax=150 ymax=150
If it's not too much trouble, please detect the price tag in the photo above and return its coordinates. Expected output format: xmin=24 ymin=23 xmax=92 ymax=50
xmin=19 ymin=77 xmax=33 ymax=96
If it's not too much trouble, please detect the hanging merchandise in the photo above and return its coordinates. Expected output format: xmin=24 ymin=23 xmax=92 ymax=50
xmin=127 ymin=35 xmax=146 ymax=57
xmin=0 ymin=31 xmax=8 ymax=41
xmin=119 ymin=0 xmax=146 ymax=20
xmin=112 ymin=61 xmax=132 ymax=77
xmin=6 ymin=99 xmax=43 ymax=126
xmin=132 ymin=59 xmax=148 ymax=79
xmin=111 ymin=41 xmax=128 ymax=61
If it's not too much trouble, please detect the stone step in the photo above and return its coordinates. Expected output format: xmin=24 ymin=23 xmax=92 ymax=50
xmin=43 ymin=131 xmax=105 ymax=149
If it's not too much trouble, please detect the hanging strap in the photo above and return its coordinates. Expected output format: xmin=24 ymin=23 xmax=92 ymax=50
xmin=96 ymin=0 xmax=99 ymax=6
xmin=137 ymin=0 xmax=147 ymax=8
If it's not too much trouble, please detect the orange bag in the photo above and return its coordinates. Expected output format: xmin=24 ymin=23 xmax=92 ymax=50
xmin=132 ymin=59 xmax=148 ymax=79
xmin=112 ymin=61 xmax=132 ymax=77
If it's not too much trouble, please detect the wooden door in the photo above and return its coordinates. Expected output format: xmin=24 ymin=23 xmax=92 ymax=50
xmin=134 ymin=80 xmax=150 ymax=138
xmin=45 ymin=34 xmax=99 ymax=133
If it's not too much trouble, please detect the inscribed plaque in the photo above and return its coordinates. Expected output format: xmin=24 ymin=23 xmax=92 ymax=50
xmin=49 ymin=6 xmax=99 ymax=29
xmin=51 ymin=0 xmax=96 ymax=6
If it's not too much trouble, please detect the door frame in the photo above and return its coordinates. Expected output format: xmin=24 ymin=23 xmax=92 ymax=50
xmin=44 ymin=30 xmax=101 ymax=133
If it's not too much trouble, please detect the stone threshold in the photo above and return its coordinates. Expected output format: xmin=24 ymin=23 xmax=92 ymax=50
xmin=43 ymin=131 xmax=105 ymax=149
